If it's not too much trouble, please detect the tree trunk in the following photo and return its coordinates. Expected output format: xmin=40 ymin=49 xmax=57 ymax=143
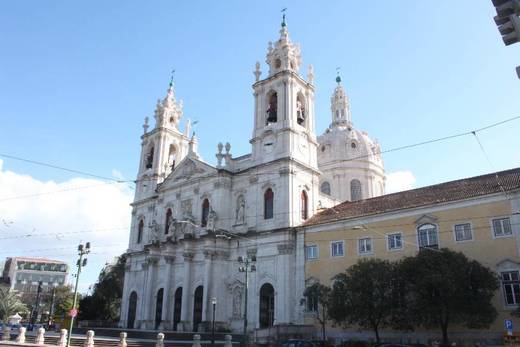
xmin=441 ymin=322 xmax=449 ymax=347
xmin=322 ymin=322 xmax=326 ymax=342
xmin=320 ymin=308 xmax=326 ymax=341
xmin=374 ymin=324 xmax=380 ymax=344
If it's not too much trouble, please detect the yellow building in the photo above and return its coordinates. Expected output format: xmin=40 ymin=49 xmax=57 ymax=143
xmin=302 ymin=167 xmax=520 ymax=343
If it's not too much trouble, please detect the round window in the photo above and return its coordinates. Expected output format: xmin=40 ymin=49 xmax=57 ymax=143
xmin=351 ymin=142 xmax=357 ymax=149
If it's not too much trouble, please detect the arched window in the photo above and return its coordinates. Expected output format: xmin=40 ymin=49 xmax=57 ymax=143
xmin=264 ymin=188 xmax=274 ymax=220
xmin=164 ymin=208 xmax=172 ymax=234
xmin=417 ymin=223 xmax=439 ymax=250
xmin=137 ymin=219 xmax=144 ymax=244
xmin=301 ymin=190 xmax=308 ymax=220
xmin=320 ymin=182 xmax=331 ymax=196
xmin=145 ymin=146 xmax=154 ymax=169
xmin=350 ymin=179 xmax=362 ymax=201
xmin=266 ymin=92 xmax=278 ymax=124
xmin=168 ymin=144 xmax=177 ymax=170
xmin=296 ymin=94 xmax=306 ymax=126
xmin=201 ymin=199 xmax=210 ymax=227
xmin=173 ymin=287 xmax=182 ymax=330
xmin=335 ymin=110 xmax=339 ymax=120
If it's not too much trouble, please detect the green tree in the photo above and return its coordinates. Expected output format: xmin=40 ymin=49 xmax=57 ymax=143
xmin=302 ymin=282 xmax=332 ymax=341
xmin=78 ymin=255 xmax=126 ymax=321
xmin=400 ymin=248 xmax=499 ymax=346
xmin=329 ymin=259 xmax=398 ymax=343
xmin=53 ymin=285 xmax=75 ymax=317
xmin=0 ymin=286 xmax=28 ymax=323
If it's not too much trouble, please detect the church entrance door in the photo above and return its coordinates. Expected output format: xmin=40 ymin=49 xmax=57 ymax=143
xmin=173 ymin=287 xmax=182 ymax=330
xmin=259 ymin=283 xmax=275 ymax=328
xmin=127 ymin=291 xmax=137 ymax=329
xmin=193 ymin=286 xmax=203 ymax=332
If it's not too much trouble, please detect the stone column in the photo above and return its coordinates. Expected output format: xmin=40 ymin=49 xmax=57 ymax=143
xmin=141 ymin=257 xmax=158 ymax=329
xmin=161 ymin=255 xmax=175 ymax=329
xmin=180 ymin=251 xmax=194 ymax=330
xmin=202 ymin=250 xmax=213 ymax=322
xmin=276 ymin=243 xmax=295 ymax=324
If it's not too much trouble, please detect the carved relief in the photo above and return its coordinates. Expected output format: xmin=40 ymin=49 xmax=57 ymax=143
xmin=277 ymin=243 xmax=295 ymax=255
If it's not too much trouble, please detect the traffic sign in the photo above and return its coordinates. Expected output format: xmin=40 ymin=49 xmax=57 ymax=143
xmin=69 ymin=308 xmax=78 ymax=318
xmin=505 ymin=319 xmax=513 ymax=336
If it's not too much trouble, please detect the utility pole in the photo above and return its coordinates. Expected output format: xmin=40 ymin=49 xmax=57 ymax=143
xmin=238 ymin=255 xmax=256 ymax=347
xmin=67 ymin=242 xmax=90 ymax=347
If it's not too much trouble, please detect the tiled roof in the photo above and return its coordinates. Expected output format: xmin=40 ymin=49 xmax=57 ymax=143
xmin=304 ymin=167 xmax=520 ymax=227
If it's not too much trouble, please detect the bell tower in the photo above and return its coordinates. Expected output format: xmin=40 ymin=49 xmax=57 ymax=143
xmin=135 ymin=78 xmax=191 ymax=201
xmin=250 ymin=17 xmax=318 ymax=169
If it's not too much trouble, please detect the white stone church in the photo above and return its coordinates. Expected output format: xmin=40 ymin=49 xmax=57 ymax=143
xmin=120 ymin=19 xmax=385 ymax=332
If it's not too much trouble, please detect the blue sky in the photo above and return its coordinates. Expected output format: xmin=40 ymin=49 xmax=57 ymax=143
xmin=0 ymin=1 xmax=519 ymax=290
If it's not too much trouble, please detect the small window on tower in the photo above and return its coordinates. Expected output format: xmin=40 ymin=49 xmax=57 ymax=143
xmin=351 ymin=142 xmax=357 ymax=149
xmin=275 ymin=58 xmax=281 ymax=69
xmin=266 ymin=91 xmax=278 ymax=124
xmin=145 ymin=146 xmax=154 ymax=169
xmin=296 ymin=94 xmax=306 ymax=126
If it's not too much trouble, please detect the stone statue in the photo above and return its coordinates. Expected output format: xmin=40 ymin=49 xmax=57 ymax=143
xmin=254 ymin=61 xmax=261 ymax=81
xmin=149 ymin=220 xmax=160 ymax=243
xmin=235 ymin=195 xmax=245 ymax=224
xmin=307 ymin=64 xmax=314 ymax=84
xmin=207 ymin=209 xmax=217 ymax=231
xmin=166 ymin=214 xmax=175 ymax=235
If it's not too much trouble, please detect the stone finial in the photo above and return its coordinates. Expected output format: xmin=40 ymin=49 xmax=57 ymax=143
xmin=156 ymin=333 xmax=164 ymax=347
xmin=118 ymin=332 xmax=127 ymax=347
xmin=143 ymin=116 xmax=149 ymax=134
xmin=217 ymin=142 xmax=223 ymax=154
xmin=254 ymin=61 xmax=261 ymax=82
xmin=35 ymin=327 xmax=45 ymax=345
xmin=225 ymin=142 xmax=231 ymax=154
xmin=192 ymin=334 xmax=202 ymax=347
xmin=307 ymin=65 xmax=314 ymax=84
xmin=2 ymin=325 xmax=10 ymax=341
xmin=16 ymin=327 xmax=26 ymax=344
xmin=58 ymin=329 xmax=68 ymax=347
xmin=84 ymin=330 xmax=95 ymax=347
xmin=224 ymin=335 xmax=233 ymax=347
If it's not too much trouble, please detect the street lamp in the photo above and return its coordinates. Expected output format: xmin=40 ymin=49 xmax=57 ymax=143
xmin=238 ymin=255 xmax=256 ymax=347
xmin=67 ymin=242 xmax=90 ymax=347
xmin=211 ymin=297 xmax=217 ymax=347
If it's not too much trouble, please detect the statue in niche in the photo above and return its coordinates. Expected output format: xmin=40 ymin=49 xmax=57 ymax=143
xmin=296 ymin=99 xmax=305 ymax=125
xmin=166 ymin=214 xmax=176 ymax=235
xmin=232 ymin=286 xmax=242 ymax=317
xmin=149 ymin=220 xmax=160 ymax=243
xmin=235 ymin=195 xmax=245 ymax=225
xmin=206 ymin=209 xmax=217 ymax=231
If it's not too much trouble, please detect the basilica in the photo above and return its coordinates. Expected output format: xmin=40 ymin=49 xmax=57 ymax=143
xmin=120 ymin=19 xmax=385 ymax=332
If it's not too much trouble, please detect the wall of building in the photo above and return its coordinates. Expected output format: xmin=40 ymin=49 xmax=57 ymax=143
xmin=304 ymin=194 xmax=520 ymax=340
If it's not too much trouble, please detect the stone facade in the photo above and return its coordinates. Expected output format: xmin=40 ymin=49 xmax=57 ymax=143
xmin=120 ymin=21 xmax=384 ymax=332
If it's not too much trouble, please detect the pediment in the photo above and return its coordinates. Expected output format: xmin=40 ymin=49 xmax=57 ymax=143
xmin=415 ymin=214 xmax=438 ymax=226
xmin=497 ymin=259 xmax=520 ymax=270
xmin=160 ymin=157 xmax=217 ymax=188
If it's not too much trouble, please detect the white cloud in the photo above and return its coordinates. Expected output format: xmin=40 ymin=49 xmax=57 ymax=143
xmin=386 ymin=170 xmax=416 ymax=194
xmin=0 ymin=159 xmax=133 ymax=292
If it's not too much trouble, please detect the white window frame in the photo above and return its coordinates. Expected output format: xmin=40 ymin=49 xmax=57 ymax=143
xmin=452 ymin=222 xmax=474 ymax=243
xmin=416 ymin=223 xmax=440 ymax=250
xmin=386 ymin=232 xmax=404 ymax=251
xmin=330 ymin=240 xmax=345 ymax=258
xmin=491 ymin=217 xmax=513 ymax=239
xmin=357 ymin=237 xmax=373 ymax=255
xmin=501 ymin=270 xmax=520 ymax=306
xmin=305 ymin=245 xmax=318 ymax=260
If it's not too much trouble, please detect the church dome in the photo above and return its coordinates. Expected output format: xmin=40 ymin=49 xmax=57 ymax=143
xmin=317 ymin=77 xmax=385 ymax=202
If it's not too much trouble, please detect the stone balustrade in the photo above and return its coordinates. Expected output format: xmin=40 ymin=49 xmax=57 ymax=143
xmin=0 ymin=327 xmax=236 ymax=347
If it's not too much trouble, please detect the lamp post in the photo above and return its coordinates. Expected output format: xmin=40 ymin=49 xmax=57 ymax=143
xmin=211 ymin=297 xmax=217 ymax=347
xmin=238 ymin=255 xmax=256 ymax=347
xmin=67 ymin=242 xmax=90 ymax=347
